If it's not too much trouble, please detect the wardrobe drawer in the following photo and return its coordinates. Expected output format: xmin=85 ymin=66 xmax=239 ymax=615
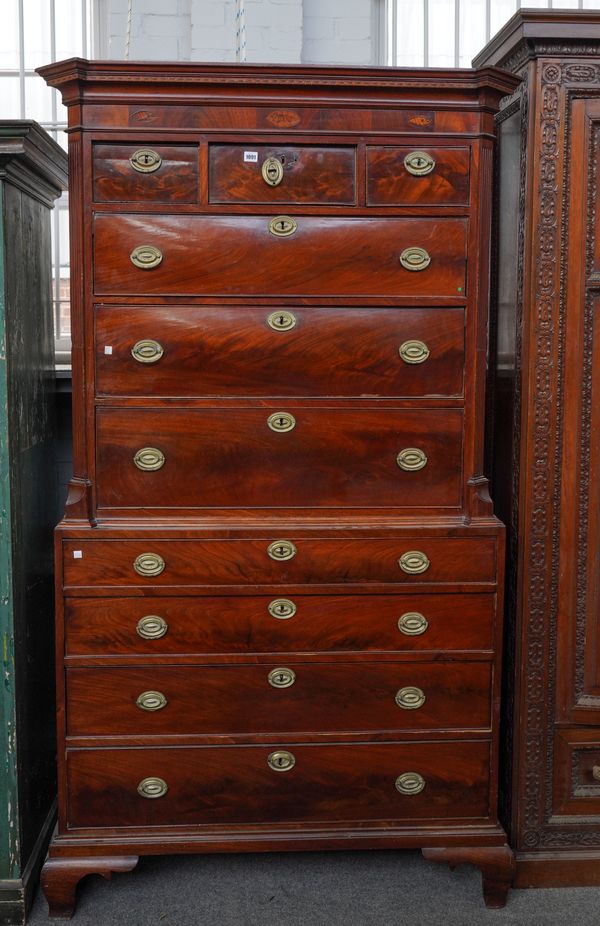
xmin=93 ymin=215 xmax=467 ymax=298
xmin=95 ymin=406 xmax=463 ymax=511
xmin=66 ymin=740 xmax=491 ymax=829
xmin=95 ymin=305 xmax=465 ymax=399
xmin=62 ymin=537 xmax=498 ymax=589
xmin=64 ymin=593 xmax=495 ymax=656
xmin=209 ymin=144 xmax=356 ymax=204
xmin=66 ymin=661 xmax=491 ymax=736
xmin=367 ymin=147 xmax=470 ymax=206
xmin=92 ymin=144 xmax=198 ymax=203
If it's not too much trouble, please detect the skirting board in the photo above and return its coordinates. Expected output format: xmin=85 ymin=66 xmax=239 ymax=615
xmin=515 ymin=851 xmax=600 ymax=888
xmin=0 ymin=803 xmax=57 ymax=925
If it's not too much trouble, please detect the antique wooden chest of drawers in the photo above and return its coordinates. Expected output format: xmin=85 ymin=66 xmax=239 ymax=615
xmin=38 ymin=59 xmax=519 ymax=915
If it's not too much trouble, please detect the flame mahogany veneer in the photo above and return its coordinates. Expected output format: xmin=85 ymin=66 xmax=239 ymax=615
xmin=37 ymin=58 xmax=519 ymax=916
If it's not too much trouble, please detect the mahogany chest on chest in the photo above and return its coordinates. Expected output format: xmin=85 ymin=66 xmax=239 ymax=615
xmin=38 ymin=59 xmax=519 ymax=915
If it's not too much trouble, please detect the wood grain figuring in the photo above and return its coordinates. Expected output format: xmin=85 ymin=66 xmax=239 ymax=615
xmin=95 ymin=406 xmax=463 ymax=511
xmin=65 ymin=741 xmax=492 ymax=829
xmin=66 ymin=661 xmax=492 ymax=735
xmin=94 ymin=305 xmax=466 ymax=399
xmin=64 ymin=593 xmax=495 ymax=656
xmin=93 ymin=215 xmax=468 ymax=298
xmin=209 ymin=144 xmax=356 ymax=204
xmin=61 ymin=537 xmax=497 ymax=588
xmin=92 ymin=144 xmax=199 ymax=203
xmin=36 ymin=57 xmax=517 ymax=911
xmin=367 ymin=147 xmax=470 ymax=206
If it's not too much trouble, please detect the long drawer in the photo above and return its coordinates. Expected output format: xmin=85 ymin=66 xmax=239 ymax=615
xmin=64 ymin=593 xmax=495 ymax=656
xmin=61 ymin=537 xmax=498 ymax=589
xmin=95 ymin=305 xmax=466 ymax=399
xmin=66 ymin=661 xmax=491 ymax=736
xmin=66 ymin=740 xmax=492 ymax=829
xmin=93 ymin=215 xmax=468 ymax=298
xmin=95 ymin=407 xmax=463 ymax=511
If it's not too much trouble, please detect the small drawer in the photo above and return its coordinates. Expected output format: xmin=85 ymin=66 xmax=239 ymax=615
xmin=95 ymin=305 xmax=465 ymax=399
xmin=95 ymin=406 xmax=463 ymax=512
xmin=554 ymin=729 xmax=600 ymax=816
xmin=66 ymin=740 xmax=491 ymax=829
xmin=367 ymin=147 xmax=470 ymax=206
xmin=209 ymin=144 xmax=356 ymax=204
xmin=93 ymin=214 xmax=467 ymax=298
xmin=61 ymin=537 xmax=498 ymax=589
xmin=64 ymin=593 xmax=495 ymax=656
xmin=92 ymin=144 xmax=198 ymax=203
xmin=66 ymin=661 xmax=491 ymax=736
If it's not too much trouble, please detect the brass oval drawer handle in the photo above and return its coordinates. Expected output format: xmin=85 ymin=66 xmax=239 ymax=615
xmin=397 ymin=448 xmax=428 ymax=472
xmin=134 ymin=447 xmax=165 ymax=471
xmin=268 ymin=667 xmax=296 ymax=689
xmin=130 ymin=148 xmax=162 ymax=173
xmin=137 ymin=776 xmax=168 ymax=799
xmin=133 ymin=552 xmax=165 ymax=577
xmin=136 ymin=690 xmax=168 ymax=712
xmin=268 ymin=598 xmax=297 ymax=619
xmin=262 ymin=156 xmax=284 ymax=187
xmin=399 ymin=551 xmax=430 ymax=575
xmin=404 ymin=151 xmax=435 ymax=176
xmin=267 ymin=310 xmax=296 ymax=331
xmin=395 ymin=686 xmax=426 ymax=710
xmin=399 ymin=339 xmax=430 ymax=365
xmin=399 ymin=247 xmax=431 ymax=272
xmin=268 ymin=749 xmax=296 ymax=772
xmin=398 ymin=611 xmax=428 ymax=636
xmin=131 ymin=339 xmax=164 ymax=364
xmin=130 ymin=244 xmax=163 ymax=270
xmin=269 ymin=215 xmax=297 ymax=237
xmin=395 ymin=771 xmax=426 ymax=794
xmin=267 ymin=539 xmax=297 ymax=561
xmin=136 ymin=615 xmax=168 ymax=640
xmin=268 ymin=411 xmax=296 ymax=433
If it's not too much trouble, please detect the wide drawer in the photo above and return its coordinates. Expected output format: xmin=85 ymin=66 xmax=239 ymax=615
xmin=66 ymin=662 xmax=491 ymax=736
xmin=66 ymin=740 xmax=491 ymax=829
xmin=367 ymin=147 xmax=470 ymax=206
xmin=93 ymin=144 xmax=199 ymax=203
xmin=62 ymin=538 xmax=497 ymax=589
xmin=95 ymin=305 xmax=465 ymax=399
xmin=64 ymin=593 xmax=495 ymax=656
xmin=93 ymin=215 xmax=468 ymax=298
xmin=209 ymin=144 xmax=356 ymax=204
xmin=95 ymin=407 xmax=463 ymax=511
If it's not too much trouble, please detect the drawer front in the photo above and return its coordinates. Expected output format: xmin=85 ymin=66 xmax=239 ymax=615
xmin=66 ymin=740 xmax=491 ymax=829
xmin=65 ymin=593 xmax=495 ymax=656
xmin=554 ymin=729 xmax=600 ymax=816
xmin=209 ymin=144 xmax=356 ymax=204
xmin=93 ymin=215 xmax=467 ymax=298
xmin=95 ymin=306 xmax=465 ymax=399
xmin=95 ymin=407 xmax=463 ymax=511
xmin=93 ymin=144 xmax=199 ymax=203
xmin=62 ymin=537 xmax=497 ymax=588
xmin=66 ymin=662 xmax=491 ymax=735
xmin=367 ymin=147 xmax=470 ymax=206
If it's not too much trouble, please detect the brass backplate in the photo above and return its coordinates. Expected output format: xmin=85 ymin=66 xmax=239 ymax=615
xmin=130 ymin=148 xmax=162 ymax=173
xmin=262 ymin=157 xmax=284 ymax=187
xmin=131 ymin=339 xmax=164 ymax=364
xmin=398 ymin=551 xmax=430 ymax=575
xmin=399 ymin=247 xmax=431 ymax=272
xmin=136 ymin=615 xmax=168 ymax=640
xmin=130 ymin=244 xmax=163 ymax=270
xmin=395 ymin=771 xmax=426 ymax=794
xmin=397 ymin=447 xmax=428 ymax=472
xmin=133 ymin=552 xmax=166 ymax=577
xmin=137 ymin=776 xmax=168 ymax=798
xmin=395 ymin=686 xmax=426 ymax=710
xmin=398 ymin=612 xmax=428 ymax=636
xmin=136 ymin=690 xmax=168 ymax=712
xmin=403 ymin=151 xmax=435 ymax=176
xmin=399 ymin=339 xmax=430 ymax=364
xmin=133 ymin=447 xmax=165 ymax=471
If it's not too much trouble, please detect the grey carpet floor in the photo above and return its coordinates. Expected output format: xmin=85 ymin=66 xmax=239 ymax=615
xmin=26 ymin=850 xmax=600 ymax=925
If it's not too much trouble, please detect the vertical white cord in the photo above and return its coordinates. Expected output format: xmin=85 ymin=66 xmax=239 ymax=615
xmin=125 ymin=0 xmax=132 ymax=59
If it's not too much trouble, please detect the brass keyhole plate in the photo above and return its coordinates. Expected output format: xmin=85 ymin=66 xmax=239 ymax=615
xmin=404 ymin=151 xmax=435 ymax=176
xmin=268 ymin=667 xmax=296 ymax=688
xmin=267 ymin=540 xmax=297 ymax=561
xmin=130 ymin=148 xmax=162 ymax=173
xmin=262 ymin=157 xmax=284 ymax=187
xmin=269 ymin=215 xmax=297 ymax=237
xmin=268 ymin=750 xmax=296 ymax=772
xmin=267 ymin=412 xmax=296 ymax=433
xmin=267 ymin=310 xmax=296 ymax=331
xmin=268 ymin=598 xmax=297 ymax=619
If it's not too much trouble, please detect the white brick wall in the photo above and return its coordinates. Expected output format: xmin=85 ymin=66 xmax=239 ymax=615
xmin=106 ymin=0 xmax=380 ymax=65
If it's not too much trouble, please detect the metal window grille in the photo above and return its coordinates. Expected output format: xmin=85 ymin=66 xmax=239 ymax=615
xmin=386 ymin=0 xmax=592 ymax=68
xmin=0 ymin=0 xmax=96 ymax=364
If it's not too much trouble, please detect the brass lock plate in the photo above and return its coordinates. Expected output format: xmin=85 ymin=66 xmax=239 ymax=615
xmin=267 ymin=411 xmax=296 ymax=433
xmin=262 ymin=156 xmax=284 ymax=187
xmin=267 ymin=540 xmax=297 ymax=561
xmin=130 ymin=148 xmax=162 ymax=173
xmin=404 ymin=151 xmax=435 ymax=176
xmin=267 ymin=310 xmax=296 ymax=331
xmin=268 ymin=598 xmax=297 ymax=619
xmin=268 ymin=667 xmax=296 ymax=688
xmin=268 ymin=750 xmax=296 ymax=772
xmin=269 ymin=215 xmax=297 ymax=237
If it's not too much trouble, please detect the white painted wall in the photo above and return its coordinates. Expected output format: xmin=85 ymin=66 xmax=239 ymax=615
xmin=105 ymin=0 xmax=382 ymax=65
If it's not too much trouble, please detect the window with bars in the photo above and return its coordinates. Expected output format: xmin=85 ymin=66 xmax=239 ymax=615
xmin=386 ymin=0 xmax=599 ymax=68
xmin=0 ymin=0 xmax=95 ymax=364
